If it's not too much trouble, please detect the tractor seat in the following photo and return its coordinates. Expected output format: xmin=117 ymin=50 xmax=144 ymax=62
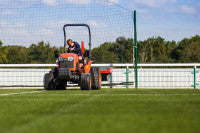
xmin=83 ymin=51 xmax=89 ymax=59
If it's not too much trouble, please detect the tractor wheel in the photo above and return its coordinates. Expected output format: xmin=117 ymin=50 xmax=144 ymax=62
xmin=43 ymin=73 xmax=56 ymax=90
xmin=80 ymin=73 xmax=92 ymax=90
xmin=55 ymin=80 xmax=67 ymax=90
xmin=91 ymin=67 xmax=102 ymax=90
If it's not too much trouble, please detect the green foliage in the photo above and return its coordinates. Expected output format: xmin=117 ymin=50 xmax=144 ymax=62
xmin=138 ymin=36 xmax=177 ymax=63
xmin=91 ymin=37 xmax=134 ymax=63
xmin=172 ymin=35 xmax=200 ymax=62
xmin=181 ymin=42 xmax=200 ymax=63
xmin=91 ymin=42 xmax=119 ymax=63
xmin=58 ymin=46 xmax=65 ymax=55
xmin=115 ymin=37 xmax=134 ymax=63
xmin=0 ymin=41 xmax=8 ymax=64
xmin=165 ymin=41 xmax=177 ymax=63
xmin=1 ymin=35 xmax=200 ymax=64
xmin=5 ymin=46 xmax=28 ymax=64
xmin=28 ymin=41 xmax=57 ymax=64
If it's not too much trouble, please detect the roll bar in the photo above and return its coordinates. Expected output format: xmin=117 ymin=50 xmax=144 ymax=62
xmin=63 ymin=24 xmax=91 ymax=59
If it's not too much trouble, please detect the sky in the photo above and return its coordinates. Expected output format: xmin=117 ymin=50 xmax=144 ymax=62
xmin=0 ymin=0 xmax=200 ymax=47
xmin=120 ymin=0 xmax=200 ymax=42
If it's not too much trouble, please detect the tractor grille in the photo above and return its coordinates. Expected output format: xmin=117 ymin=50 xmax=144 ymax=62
xmin=59 ymin=60 xmax=74 ymax=68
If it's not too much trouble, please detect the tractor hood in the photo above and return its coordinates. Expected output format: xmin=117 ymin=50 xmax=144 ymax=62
xmin=58 ymin=53 xmax=79 ymax=71
xmin=59 ymin=53 xmax=78 ymax=59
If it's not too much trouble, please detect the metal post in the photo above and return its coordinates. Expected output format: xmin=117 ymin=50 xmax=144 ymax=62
xmin=124 ymin=66 xmax=132 ymax=88
xmin=126 ymin=67 xmax=129 ymax=88
xmin=194 ymin=66 xmax=196 ymax=89
xmin=134 ymin=10 xmax=138 ymax=88
xmin=121 ymin=48 xmax=123 ymax=63
xmin=110 ymin=73 xmax=113 ymax=88
xmin=191 ymin=66 xmax=199 ymax=89
xmin=110 ymin=64 xmax=113 ymax=88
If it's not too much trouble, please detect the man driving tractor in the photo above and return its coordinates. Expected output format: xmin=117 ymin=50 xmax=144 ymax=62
xmin=43 ymin=24 xmax=103 ymax=90
xmin=67 ymin=39 xmax=82 ymax=60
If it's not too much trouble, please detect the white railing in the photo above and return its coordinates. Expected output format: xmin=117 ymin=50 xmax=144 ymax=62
xmin=1 ymin=63 xmax=200 ymax=67
xmin=0 ymin=63 xmax=199 ymax=89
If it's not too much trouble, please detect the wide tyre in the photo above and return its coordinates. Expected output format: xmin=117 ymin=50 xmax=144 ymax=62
xmin=80 ymin=73 xmax=91 ymax=90
xmin=43 ymin=73 xmax=56 ymax=90
xmin=91 ymin=67 xmax=101 ymax=90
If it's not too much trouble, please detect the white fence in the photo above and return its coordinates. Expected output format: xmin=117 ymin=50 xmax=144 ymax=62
xmin=0 ymin=64 xmax=200 ymax=89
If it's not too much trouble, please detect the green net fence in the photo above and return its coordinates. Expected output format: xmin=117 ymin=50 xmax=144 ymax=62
xmin=0 ymin=0 xmax=134 ymax=50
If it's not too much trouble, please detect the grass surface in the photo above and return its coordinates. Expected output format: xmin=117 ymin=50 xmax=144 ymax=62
xmin=0 ymin=88 xmax=200 ymax=133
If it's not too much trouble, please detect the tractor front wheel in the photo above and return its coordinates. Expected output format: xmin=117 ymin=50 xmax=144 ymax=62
xmin=43 ymin=73 xmax=56 ymax=90
xmin=80 ymin=73 xmax=91 ymax=90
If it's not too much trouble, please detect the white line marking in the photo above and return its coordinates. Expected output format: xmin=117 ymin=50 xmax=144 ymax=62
xmin=68 ymin=93 xmax=200 ymax=96
xmin=0 ymin=90 xmax=44 ymax=96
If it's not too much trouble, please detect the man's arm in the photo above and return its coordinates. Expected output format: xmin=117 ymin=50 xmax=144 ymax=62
xmin=74 ymin=42 xmax=82 ymax=56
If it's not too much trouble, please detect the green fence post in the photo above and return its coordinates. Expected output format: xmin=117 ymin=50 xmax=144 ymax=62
xmin=121 ymin=48 xmax=123 ymax=63
xmin=134 ymin=10 xmax=138 ymax=88
xmin=124 ymin=66 xmax=132 ymax=88
xmin=110 ymin=64 xmax=113 ymax=88
xmin=191 ymin=66 xmax=199 ymax=89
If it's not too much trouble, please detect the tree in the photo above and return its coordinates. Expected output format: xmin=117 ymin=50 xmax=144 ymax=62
xmin=138 ymin=40 xmax=149 ymax=63
xmin=115 ymin=37 xmax=133 ymax=63
xmin=138 ymin=36 xmax=177 ymax=63
xmin=165 ymin=40 xmax=177 ymax=63
xmin=172 ymin=35 xmax=200 ymax=62
xmin=0 ymin=40 xmax=8 ymax=64
xmin=5 ymin=46 xmax=28 ymax=64
xmin=91 ymin=42 xmax=119 ymax=63
xmin=28 ymin=41 xmax=57 ymax=63
xmin=171 ymin=38 xmax=190 ymax=62
xmin=182 ymin=42 xmax=200 ymax=62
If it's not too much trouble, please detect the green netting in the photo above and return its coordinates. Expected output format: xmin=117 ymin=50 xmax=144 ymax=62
xmin=0 ymin=0 xmax=134 ymax=49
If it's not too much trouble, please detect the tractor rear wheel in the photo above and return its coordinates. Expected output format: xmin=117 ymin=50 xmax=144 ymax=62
xmin=91 ymin=67 xmax=102 ymax=90
xmin=80 ymin=73 xmax=91 ymax=90
xmin=43 ymin=73 xmax=56 ymax=90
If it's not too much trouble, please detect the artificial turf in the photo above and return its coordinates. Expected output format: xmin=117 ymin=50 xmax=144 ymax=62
xmin=0 ymin=88 xmax=200 ymax=133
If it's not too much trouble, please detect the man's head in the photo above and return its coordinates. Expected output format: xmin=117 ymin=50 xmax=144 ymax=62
xmin=67 ymin=39 xmax=73 ymax=46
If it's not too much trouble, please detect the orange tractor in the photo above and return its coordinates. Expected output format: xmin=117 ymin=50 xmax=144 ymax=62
xmin=43 ymin=24 xmax=102 ymax=90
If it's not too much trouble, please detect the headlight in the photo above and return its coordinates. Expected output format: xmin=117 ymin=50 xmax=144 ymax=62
xmin=59 ymin=57 xmax=64 ymax=61
xmin=68 ymin=57 xmax=74 ymax=61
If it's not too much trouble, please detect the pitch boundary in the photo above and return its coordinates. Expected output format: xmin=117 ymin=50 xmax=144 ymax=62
xmin=0 ymin=90 xmax=45 ymax=96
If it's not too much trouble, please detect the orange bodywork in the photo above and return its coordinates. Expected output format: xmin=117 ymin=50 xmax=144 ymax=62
xmin=83 ymin=61 xmax=93 ymax=73
xmin=59 ymin=53 xmax=79 ymax=71
xmin=81 ymin=41 xmax=84 ymax=55
xmin=58 ymin=53 xmax=93 ymax=73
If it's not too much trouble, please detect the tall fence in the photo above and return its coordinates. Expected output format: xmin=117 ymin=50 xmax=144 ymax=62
xmin=0 ymin=64 xmax=200 ymax=89
xmin=0 ymin=0 xmax=134 ymax=48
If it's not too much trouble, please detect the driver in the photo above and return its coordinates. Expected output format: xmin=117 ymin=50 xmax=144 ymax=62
xmin=67 ymin=39 xmax=82 ymax=60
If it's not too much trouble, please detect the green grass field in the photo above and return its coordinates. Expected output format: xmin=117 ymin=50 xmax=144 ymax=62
xmin=0 ymin=88 xmax=200 ymax=133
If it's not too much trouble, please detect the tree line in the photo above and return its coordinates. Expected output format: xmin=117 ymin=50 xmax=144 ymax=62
xmin=0 ymin=35 xmax=200 ymax=64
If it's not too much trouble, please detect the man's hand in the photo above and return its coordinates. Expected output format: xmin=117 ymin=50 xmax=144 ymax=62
xmin=70 ymin=47 xmax=74 ymax=51
xmin=78 ymin=56 xmax=82 ymax=60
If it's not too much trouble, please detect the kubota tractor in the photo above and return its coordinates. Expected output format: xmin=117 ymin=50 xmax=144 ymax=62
xmin=43 ymin=24 xmax=102 ymax=90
